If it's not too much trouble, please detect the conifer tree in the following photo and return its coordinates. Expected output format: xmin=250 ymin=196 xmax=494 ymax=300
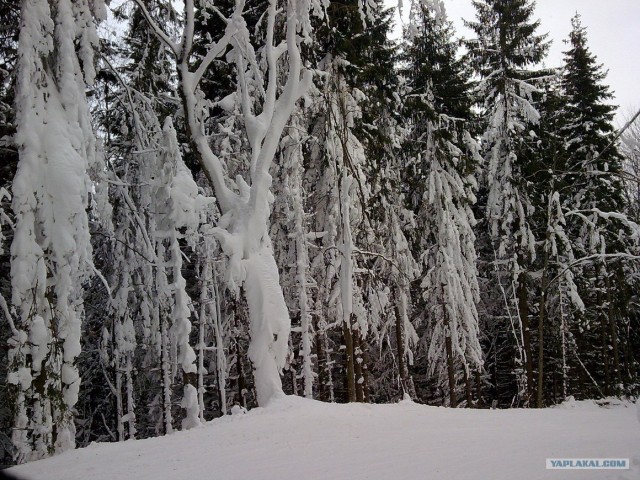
xmin=305 ymin=0 xmax=405 ymax=402
xmin=9 ymin=0 xmax=106 ymax=461
xmin=465 ymin=0 xmax=550 ymax=406
xmin=403 ymin=0 xmax=482 ymax=407
xmin=559 ymin=14 xmax=631 ymax=399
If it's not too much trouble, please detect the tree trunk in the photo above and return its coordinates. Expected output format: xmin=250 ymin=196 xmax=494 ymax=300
xmin=606 ymin=274 xmax=621 ymax=395
xmin=536 ymin=288 xmax=546 ymax=408
xmin=463 ymin=369 xmax=473 ymax=407
xmin=394 ymin=299 xmax=415 ymax=399
xmin=315 ymin=316 xmax=328 ymax=402
xmin=160 ymin=310 xmax=173 ymax=434
xmin=475 ymin=370 xmax=483 ymax=407
xmin=234 ymin=318 xmax=247 ymax=408
xmin=517 ymin=273 xmax=534 ymax=406
xmin=353 ymin=329 xmax=365 ymax=402
xmin=536 ymin=246 xmax=550 ymax=408
xmin=444 ymin=311 xmax=457 ymax=408
xmin=343 ymin=317 xmax=356 ymax=403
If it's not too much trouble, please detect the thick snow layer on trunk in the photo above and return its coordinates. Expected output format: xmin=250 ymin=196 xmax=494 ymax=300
xmin=180 ymin=385 xmax=201 ymax=430
xmin=244 ymin=244 xmax=290 ymax=406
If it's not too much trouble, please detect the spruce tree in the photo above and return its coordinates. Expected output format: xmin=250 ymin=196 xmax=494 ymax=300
xmin=402 ymin=0 xmax=482 ymax=407
xmin=559 ymin=14 xmax=631 ymax=399
xmin=9 ymin=0 xmax=106 ymax=461
xmin=465 ymin=0 xmax=550 ymax=406
xmin=303 ymin=0 xmax=402 ymax=403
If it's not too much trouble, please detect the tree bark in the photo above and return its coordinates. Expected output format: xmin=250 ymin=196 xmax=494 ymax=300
xmin=517 ymin=273 xmax=534 ymax=406
xmin=444 ymin=310 xmax=457 ymax=408
xmin=394 ymin=300 xmax=415 ymax=399
xmin=536 ymin=246 xmax=550 ymax=408
xmin=343 ymin=317 xmax=356 ymax=403
xmin=353 ymin=329 xmax=365 ymax=403
xmin=606 ymin=274 xmax=621 ymax=395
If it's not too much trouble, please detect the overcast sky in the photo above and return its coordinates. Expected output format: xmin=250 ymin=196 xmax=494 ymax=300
xmin=390 ymin=0 xmax=640 ymax=126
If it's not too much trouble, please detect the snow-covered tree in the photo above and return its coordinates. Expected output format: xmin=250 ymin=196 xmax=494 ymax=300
xmin=132 ymin=0 xmax=322 ymax=406
xmin=558 ymin=14 xmax=633 ymax=399
xmin=9 ymin=0 xmax=106 ymax=461
xmin=465 ymin=0 xmax=550 ymax=406
xmin=403 ymin=0 xmax=482 ymax=407
xmin=270 ymin=108 xmax=316 ymax=398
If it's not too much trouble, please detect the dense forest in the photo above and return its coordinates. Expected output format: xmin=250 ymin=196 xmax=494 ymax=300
xmin=0 ymin=0 xmax=639 ymax=467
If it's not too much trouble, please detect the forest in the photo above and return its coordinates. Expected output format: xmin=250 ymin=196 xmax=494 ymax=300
xmin=0 ymin=0 xmax=639 ymax=468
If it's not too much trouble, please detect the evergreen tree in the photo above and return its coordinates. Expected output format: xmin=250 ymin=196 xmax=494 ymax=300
xmin=9 ymin=0 xmax=106 ymax=462
xmin=304 ymin=0 xmax=408 ymax=403
xmin=465 ymin=0 xmax=550 ymax=406
xmin=402 ymin=0 xmax=482 ymax=407
xmin=559 ymin=14 xmax=633 ymax=399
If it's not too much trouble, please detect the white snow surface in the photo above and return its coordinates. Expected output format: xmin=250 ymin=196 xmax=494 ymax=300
xmin=10 ymin=396 xmax=639 ymax=480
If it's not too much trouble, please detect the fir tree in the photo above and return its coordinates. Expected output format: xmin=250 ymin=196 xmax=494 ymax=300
xmin=559 ymin=14 xmax=631 ymax=399
xmin=9 ymin=0 xmax=106 ymax=461
xmin=402 ymin=0 xmax=482 ymax=407
xmin=465 ymin=0 xmax=551 ymax=406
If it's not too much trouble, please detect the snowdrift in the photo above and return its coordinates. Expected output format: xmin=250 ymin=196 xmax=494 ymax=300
xmin=10 ymin=396 xmax=640 ymax=480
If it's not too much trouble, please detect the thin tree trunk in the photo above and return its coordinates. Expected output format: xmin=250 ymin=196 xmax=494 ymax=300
xmin=463 ymin=368 xmax=473 ymax=407
xmin=235 ymin=340 xmax=247 ymax=408
xmin=115 ymin=354 xmax=124 ymax=441
xmin=161 ymin=312 xmax=173 ymax=434
xmin=475 ymin=370 xmax=483 ymax=407
xmin=606 ymin=274 xmax=621 ymax=395
xmin=601 ymin=311 xmax=610 ymax=396
xmin=517 ymin=273 xmax=534 ymax=406
xmin=444 ymin=311 xmax=457 ymax=408
xmin=394 ymin=296 xmax=415 ymax=399
xmin=213 ymin=281 xmax=227 ymax=415
xmin=445 ymin=332 xmax=457 ymax=407
xmin=126 ymin=357 xmax=136 ymax=439
xmin=596 ymin=265 xmax=610 ymax=396
xmin=536 ymin=288 xmax=546 ymax=408
xmin=361 ymin=338 xmax=370 ymax=403
xmin=559 ymin=288 xmax=568 ymax=401
xmin=343 ymin=318 xmax=356 ymax=403
xmin=314 ymin=316 xmax=327 ymax=402
xmin=353 ymin=329 xmax=365 ymax=402
xmin=234 ymin=314 xmax=247 ymax=408
xmin=536 ymin=246 xmax=550 ymax=408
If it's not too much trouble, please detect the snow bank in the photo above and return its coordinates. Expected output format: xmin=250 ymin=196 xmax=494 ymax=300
xmin=10 ymin=397 xmax=639 ymax=480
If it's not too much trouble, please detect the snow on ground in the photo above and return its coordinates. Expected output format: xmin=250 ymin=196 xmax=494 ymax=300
xmin=9 ymin=396 xmax=640 ymax=480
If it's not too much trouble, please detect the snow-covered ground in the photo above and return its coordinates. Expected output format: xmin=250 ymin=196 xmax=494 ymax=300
xmin=9 ymin=396 xmax=640 ymax=480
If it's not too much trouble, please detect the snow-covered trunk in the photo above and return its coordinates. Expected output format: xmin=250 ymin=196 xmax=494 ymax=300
xmin=126 ymin=355 xmax=136 ymax=438
xmin=296 ymin=217 xmax=314 ymax=399
xmin=115 ymin=344 xmax=124 ymax=441
xmin=197 ymin=264 xmax=209 ymax=422
xmin=281 ymin=114 xmax=314 ymax=398
xmin=559 ymin=289 xmax=568 ymax=400
xmin=394 ymin=288 xmax=416 ymax=399
xmin=444 ymin=314 xmax=457 ymax=407
xmin=314 ymin=313 xmax=334 ymax=402
xmin=243 ymin=246 xmax=290 ymax=405
xmin=205 ymin=264 xmax=228 ymax=415
xmin=157 ymin=255 xmax=174 ymax=435
xmin=339 ymin=174 xmax=357 ymax=402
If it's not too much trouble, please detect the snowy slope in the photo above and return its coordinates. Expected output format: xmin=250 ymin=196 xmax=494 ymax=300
xmin=10 ymin=396 xmax=640 ymax=480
